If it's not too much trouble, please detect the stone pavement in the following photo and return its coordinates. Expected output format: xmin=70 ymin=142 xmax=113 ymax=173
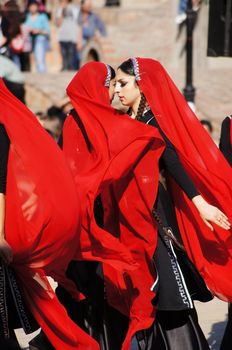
xmin=16 ymin=298 xmax=228 ymax=350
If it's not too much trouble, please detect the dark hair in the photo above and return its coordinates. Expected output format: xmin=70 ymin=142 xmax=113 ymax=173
xmin=1 ymin=0 xmax=22 ymax=40
xmin=109 ymin=65 xmax=115 ymax=80
xmin=28 ymin=0 xmax=39 ymax=5
xmin=200 ymin=119 xmax=213 ymax=133
xmin=118 ymin=59 xmax=134 ymax=76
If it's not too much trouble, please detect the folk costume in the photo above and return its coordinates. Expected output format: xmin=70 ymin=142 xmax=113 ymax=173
xmin=113 ymin=58 xmax=232 ymax=350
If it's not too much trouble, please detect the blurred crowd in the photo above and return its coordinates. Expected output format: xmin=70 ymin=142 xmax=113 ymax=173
xmin=0 ymin=0 xmax=107 ymax=139
xmin=0 ymin=0 xmax=107 ymax=73
xmin=0 ymin=0 xmax=210 ymax=144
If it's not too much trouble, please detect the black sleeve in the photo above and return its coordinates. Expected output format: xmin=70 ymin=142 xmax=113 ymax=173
xmin=219 ymin=116 xmax=232 ymax=167
xmin=0 ymin=124 xmax=10 ymax=194
xmin=149 ymin=118 xmax=199 ymax=199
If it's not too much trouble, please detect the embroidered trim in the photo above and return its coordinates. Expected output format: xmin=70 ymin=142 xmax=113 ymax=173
xmin=164 ymin=233 xmax=193 ymax=308
xmin=146 ymin=116 xmax=155 ymax=125
xmin=6 ymin=267 xmax=34 ymax=334
xmin=131 ymin=57 xmax=141 ymax=81
xmin=0 ymin=261 xmax=9 ymax=339
xmin=104 ymin=64 xmax=111 ymax=87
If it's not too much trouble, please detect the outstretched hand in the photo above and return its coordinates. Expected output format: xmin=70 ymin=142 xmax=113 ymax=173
xmin=192 ymin=195 xmax=231 ymax=231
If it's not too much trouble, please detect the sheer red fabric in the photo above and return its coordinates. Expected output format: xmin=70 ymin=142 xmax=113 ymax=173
xmin=135 ymin=57 xmax=232 ymax=301
xmin=0 ymin=80 xmax=99 ymax=350
xmin=64 ymin=62 xmax=165 ymax=350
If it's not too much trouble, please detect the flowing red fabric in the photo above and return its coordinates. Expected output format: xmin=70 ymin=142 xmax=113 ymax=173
xmin=0 ymin=80 xmax=99 ymax=350
xmin=135 ymin=57 xmax=232 ymax=301
xmin=64 ymin=62 xmax=165 ymax=350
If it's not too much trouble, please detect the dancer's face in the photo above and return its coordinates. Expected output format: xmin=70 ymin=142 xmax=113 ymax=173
xmin=114 ymin=69 xmax=141 ymax=108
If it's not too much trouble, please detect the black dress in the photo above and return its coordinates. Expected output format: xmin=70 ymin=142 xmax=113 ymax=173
xmin=135 ymin=111 xmax=211 ymax=350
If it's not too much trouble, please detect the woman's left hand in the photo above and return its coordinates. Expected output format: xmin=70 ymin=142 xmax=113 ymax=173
xmin=192 ymin=195 xmax=231 ymax=231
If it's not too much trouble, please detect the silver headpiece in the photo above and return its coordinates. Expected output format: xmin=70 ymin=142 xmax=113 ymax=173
xmin=131 ymin=57 xmax=141 ymax=81
xmin=104 ymin=64 xmax=111 ymax=87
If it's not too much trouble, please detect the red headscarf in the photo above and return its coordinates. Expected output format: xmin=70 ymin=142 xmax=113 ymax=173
xmin=132 ymin=57 xmax=232 ymax=301
xmin=64 ymin=62 xmax=165 ymax=350
xmin=0 ymin=80 xmax=99 ymax=350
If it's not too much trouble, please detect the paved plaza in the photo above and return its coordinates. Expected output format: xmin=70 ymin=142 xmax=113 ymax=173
xmin=15 ymin=297 xmax=228 ymax=350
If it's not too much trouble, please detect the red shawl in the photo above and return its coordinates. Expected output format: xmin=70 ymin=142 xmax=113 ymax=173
xmin=64 ymin=62 xmax=165 ymax=350
xmin=134 ymin=57 xmax=232 ymax=301
xmin=0 ymin=80 xmax=99 ymax=350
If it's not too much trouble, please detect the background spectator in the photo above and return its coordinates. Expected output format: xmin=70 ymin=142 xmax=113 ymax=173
xmin=55 ymin=0 xmax=81 ymax=71
xmin=78 ymin=0 xmax=106 ymax=48
xmin=24 ymin=0 xmax=50 ymax=73
xmin=0 ymin=0 xmax=24 ymax=63
xmin=18 ymin=23 xmax=32 ymax=71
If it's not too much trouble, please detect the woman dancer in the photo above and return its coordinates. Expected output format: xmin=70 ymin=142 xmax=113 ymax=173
xmin=105 ymin=57 xmax=232 ymax=350
xmin=0 ymin=79 xmax=103 ymax=350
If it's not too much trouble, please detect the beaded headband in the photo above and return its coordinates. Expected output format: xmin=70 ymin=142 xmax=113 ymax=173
xmin=104 ymin=64 xmax=112 ymax=87
xmin=131 ymin=57 xmax=141 ymax=81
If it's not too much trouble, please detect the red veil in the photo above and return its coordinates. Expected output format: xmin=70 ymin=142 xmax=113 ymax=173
xmin=64 ymin=62 xmax=165 ymax=349
xmin=133 ymin=57 xmax=232 ymax=301
xmin=0 ymin=80 xmax=99 ymax=350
